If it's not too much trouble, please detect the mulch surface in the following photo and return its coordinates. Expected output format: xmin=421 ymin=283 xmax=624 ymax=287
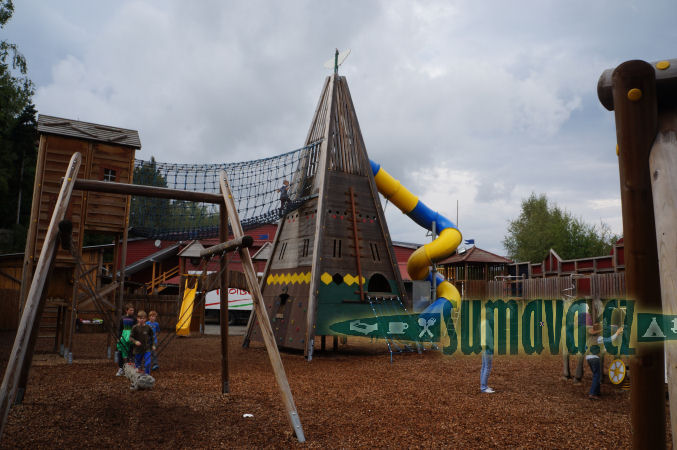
xmin=0 ymin=331 xmax=671 ymax=448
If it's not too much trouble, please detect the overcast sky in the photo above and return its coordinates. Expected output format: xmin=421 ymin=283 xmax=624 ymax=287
xmin=5 ymin=0 xmax=676 ymax=257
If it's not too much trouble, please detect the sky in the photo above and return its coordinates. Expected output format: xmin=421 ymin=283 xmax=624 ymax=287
xmin=4 ymin=0 xmax=676 ymax=258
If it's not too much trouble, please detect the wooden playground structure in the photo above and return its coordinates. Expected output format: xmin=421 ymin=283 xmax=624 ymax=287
xmin=1 ymin=56 xmax=677 ymax=446
xmin=0 ymin=125 xmax=306 ymax=441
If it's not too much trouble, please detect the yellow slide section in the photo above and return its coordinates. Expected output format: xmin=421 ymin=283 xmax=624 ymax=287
xmin=176 ymin=280 xmax=197 ymax=336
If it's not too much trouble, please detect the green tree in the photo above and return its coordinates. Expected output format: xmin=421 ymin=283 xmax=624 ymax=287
xmin=129 ymin=157 xmax=172 ymax=234
xmin=503 ymin=193 xmax=619 ymax=262
xmin=0 ymin=0 xmax=37 ymax=253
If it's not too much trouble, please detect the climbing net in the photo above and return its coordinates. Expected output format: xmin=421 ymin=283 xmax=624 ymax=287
xmin=129 ymin=141 xmax=321 ymax=239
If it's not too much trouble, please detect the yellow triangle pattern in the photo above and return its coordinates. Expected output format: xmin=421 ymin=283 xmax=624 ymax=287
xmin=321 ymin=272 xmax=366 ymax=286
xmin=266 ymin=272 xmax=312 ymax=285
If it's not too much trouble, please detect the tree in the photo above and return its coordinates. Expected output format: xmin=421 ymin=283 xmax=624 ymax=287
xmin=129 ymin=157 xmax=172 ymax=235
xmin=503 ymin=193 xmax=619 ymax=262
xmin=0 ymin=0 xmax=37 ymax=253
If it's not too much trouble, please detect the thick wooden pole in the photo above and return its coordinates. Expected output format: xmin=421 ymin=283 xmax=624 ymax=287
xmin=200 ymin=236 xmax=253 ymax=259
xmin=649 ymin=107 xmax=677 ymax=448
xmin=73 ymin=178 xmax=224 ymax=204
xmin=0 ymin=152 xmax=82 ymax=440
xmin=220 ymin=171 xmax=305 ymax=443
xmin=219 ymin=205 xmax=230 ymax=394
xmin=611 ymin=60 xmax=665 ymax=449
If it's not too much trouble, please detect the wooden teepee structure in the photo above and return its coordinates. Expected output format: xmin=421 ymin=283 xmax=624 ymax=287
xmin=244 ymin=67 xmax=407 ymax=359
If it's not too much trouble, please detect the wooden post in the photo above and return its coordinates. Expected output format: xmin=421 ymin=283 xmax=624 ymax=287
xmin=219 ymin=205 xmax=230 ymax=394
xmin=611 ymin=60 xmax=665 ymax=449
xmin=0 ymin=152 xmax=81 ymax=440
xmin=18 ymin=135 xmax=48 ymax=320
xmin=243 ymin=214 xmax=284 ymax=348
xmin=118 ymin=196 xmax=130 ymax=313
xmin=220 ymin=171 xmax=306 ymax=443
xmin=649 ymin=107 xmax=677 ymax=448
xmin=305 ymin=74 xmax=335 ymax=360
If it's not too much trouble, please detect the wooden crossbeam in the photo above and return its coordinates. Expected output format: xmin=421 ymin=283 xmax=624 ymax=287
xmin=219 ymin=170 xmax=306 ymax=443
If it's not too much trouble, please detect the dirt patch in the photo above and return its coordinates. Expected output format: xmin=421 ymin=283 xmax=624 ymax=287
xmin=0 ymin=331 xmax=671 ymax=448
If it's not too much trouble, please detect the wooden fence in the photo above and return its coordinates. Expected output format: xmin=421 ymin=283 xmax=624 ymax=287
xmin=473 ymin=272 xmax=627 ymax=300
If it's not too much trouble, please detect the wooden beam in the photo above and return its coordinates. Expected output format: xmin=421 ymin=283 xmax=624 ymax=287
xmin=0 ymin=152 xmax=82 ymax=439
xmin=200 ymin=235 xmax=254 ymax=259
xmin=73 ymin=178 xmax=224 ymax=204
xmin=219 ymin=205 xmax=230 ymax=394
xmin=0 ymin=270 xmax=20 ymax=285
xmin=610 ymin=59 xmax=665 ymax=449
xmin=220 ymin=171 xmax=305 ymax=443
xmin=76 ymin=282 xmax=120 ymax=311
xmin=649 ymin=107 xmax=677 ymax=448
xmin=305 ymin=73 xmax=336 ymax=360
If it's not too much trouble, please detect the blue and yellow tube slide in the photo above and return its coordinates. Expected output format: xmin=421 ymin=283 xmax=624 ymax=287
xmin=370 ymin=160 xmax=462 ymax=319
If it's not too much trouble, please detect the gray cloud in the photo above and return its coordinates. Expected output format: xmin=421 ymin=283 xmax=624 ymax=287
xmin=5 ymin=0 xmax=676 ymax=256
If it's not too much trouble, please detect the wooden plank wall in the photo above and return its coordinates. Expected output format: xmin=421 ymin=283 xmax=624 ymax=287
xmin=484 ymin=272 xmax=627 ymax=300
xmin=0 ymin=265 xmax=21 ymax=330
xmin=125 ymin=294 xmax=202 ymax=333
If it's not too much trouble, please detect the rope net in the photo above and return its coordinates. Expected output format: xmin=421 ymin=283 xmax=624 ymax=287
xmin=129 ymin=141 xmax=321 ymax=240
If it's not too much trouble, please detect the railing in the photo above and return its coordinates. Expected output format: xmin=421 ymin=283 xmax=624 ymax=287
xmin=145 ymin=265 xmax=180 ymax=295
xmin=484 ymin=272 xmax=626 ymax=300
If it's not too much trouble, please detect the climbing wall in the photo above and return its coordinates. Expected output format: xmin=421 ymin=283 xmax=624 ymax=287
xmin=246 ymin=74 xmax=406 ymax=354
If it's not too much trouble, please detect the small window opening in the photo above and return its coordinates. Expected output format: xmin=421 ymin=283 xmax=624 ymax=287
xmin=103 ymin=168 xmax=116 ymax=182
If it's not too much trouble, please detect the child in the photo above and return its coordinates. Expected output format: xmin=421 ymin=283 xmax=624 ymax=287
xmin=129 ymin=311 xmax=156 ymax=375
xmin=586 ymin=324 xmax=624 ymax=400
xmin=480 ymin=315 xmax=494 ymax=393
xmin=277 ymin=179 xmax=290 ymax=214
xmin=115 ymin=304 xmax=135 ymax=376
xmin=147 ymin=310 xmax=160 ymax=371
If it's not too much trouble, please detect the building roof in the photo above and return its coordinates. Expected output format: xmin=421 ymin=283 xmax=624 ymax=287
xmin=438 ymin=246 xmax=512 ymax=265
xmin=177 ymin=240 xmax=205 ymax=258
xmin=38 ymin=114 xmax=141 ymax=149
xmin=122 ymin=243 xmax=181 ymax=276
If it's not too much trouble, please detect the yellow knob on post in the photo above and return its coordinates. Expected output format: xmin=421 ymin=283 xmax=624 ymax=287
xmin=627 ymin=88 xmax=642 ymax=101
xmin=656 ymin=60 xmax=670 ymax=70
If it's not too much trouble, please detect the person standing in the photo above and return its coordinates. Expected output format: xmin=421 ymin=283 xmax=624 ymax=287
xmin=115 ymin=304 xmax=135 ymax=376
xmin=586 ymin=325 xmax=624 ymax=399
xmin=147 ymin=311 xmax=160 ymax=371
xmin=130 ymin=311 xmax=155 ymax=375
xmin=480 ymin=314 xmax=495 ymax=394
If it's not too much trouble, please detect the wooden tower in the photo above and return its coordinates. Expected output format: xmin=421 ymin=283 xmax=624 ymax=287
xmin=245 ymin=73 xmax=407 ymax=358
xmin=19 ymin=115 xmax=140 ymax=352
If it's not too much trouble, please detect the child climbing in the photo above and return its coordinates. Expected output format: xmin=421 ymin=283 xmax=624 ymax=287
xmin=147 ymin=310 xmax=160 ymax=371
xmin=115 ymin=303 xmax=135 ymax=376
xmin=278 ymin=179 xmax=290 ymax=214
xmin=130 ymin=310 xmax=155 ymax=375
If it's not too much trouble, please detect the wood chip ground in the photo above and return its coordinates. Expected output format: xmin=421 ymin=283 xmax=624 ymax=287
xmin=0 ymin=331 xmax=672 ymax=448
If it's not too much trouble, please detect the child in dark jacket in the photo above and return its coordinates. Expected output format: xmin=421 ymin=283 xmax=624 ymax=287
xmin=147 ymin=311 xmax=160 ymax=371
xmin=130 ymin=311 xmax=156 ymax=375
xmin=115 ymin=304 xmax=135 ymax=376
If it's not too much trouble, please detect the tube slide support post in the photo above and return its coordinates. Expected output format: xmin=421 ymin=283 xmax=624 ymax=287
xmin=431 ymin=221 xmax=437 ymax=301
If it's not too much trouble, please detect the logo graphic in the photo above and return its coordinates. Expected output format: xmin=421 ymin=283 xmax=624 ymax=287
xmin=349 ymin=320 xmax=378 ymax=335
xmin=642 ymin=317 xmax=666 ymax=338
xmin=387 ymin=322 xmax=408 ymax=334
xmin=418 ymin=317 xmax=436 ymax=338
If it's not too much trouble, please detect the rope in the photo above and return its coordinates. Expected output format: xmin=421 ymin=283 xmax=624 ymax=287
xmin=130 ymin=140 xmax=322 ymax=240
